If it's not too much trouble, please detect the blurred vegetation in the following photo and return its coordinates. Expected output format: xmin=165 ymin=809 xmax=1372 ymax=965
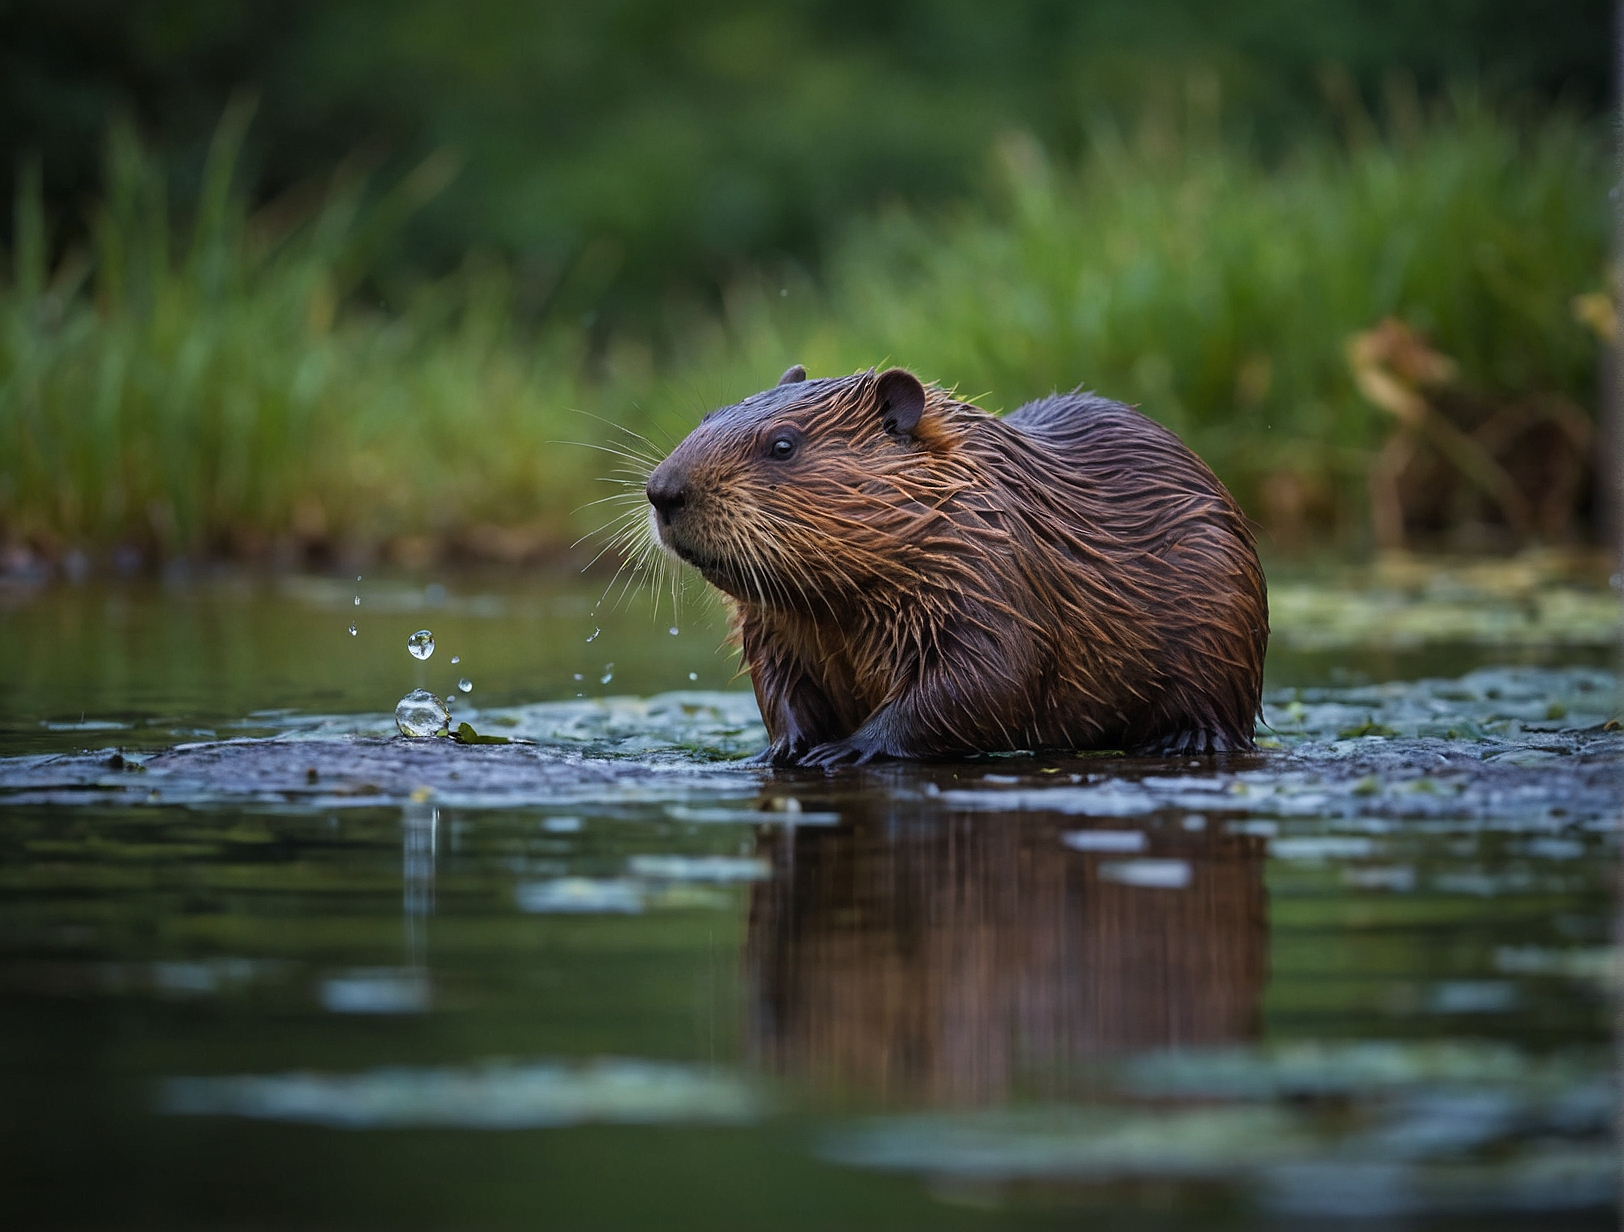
xmin=1 ymin=103 xmax=600 ymax=565
xmin=2 ymin=0 xmax=1611 ymax=324
xmin=0 ymin=2 xmax=1612 ymax=566
xmin=0 ymin=91 xmax=1608 ymax=566
xmin=781 ymin=99 xmax=1610 ymax=545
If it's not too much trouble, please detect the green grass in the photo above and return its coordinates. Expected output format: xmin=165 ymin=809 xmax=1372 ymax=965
xmin=721 ymin=101 xmax=1609 ymax=535
xmin=1 ymin=106 xmax=603 ymax=563
xmin=0 ymin=99 xmax=1609 ymax=564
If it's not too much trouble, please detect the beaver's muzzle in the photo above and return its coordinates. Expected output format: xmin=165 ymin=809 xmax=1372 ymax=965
xmin=645 ymin=459 xmax=688 ymax=529
xmin=647 ymin=457 xmax=704 ymax=564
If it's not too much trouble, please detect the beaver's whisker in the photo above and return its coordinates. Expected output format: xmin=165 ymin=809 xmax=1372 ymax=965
xmin=746 ymin=527 xmax=799 ymax=611
xmin=606 ymin=562 xmax=645 ymax=614
xmin=573 ymin=490 xmax=651 ymax=516
xmin=637 ymin=534 xmax=674 ymax=622
xmin=553 ymin=439 xmax=662 ymax=470
xmin=571 ymin=509 xmax=646 ymax=552
xmin=607 ymin=402 xmax=687 ymax=454
xmin=571 ymin=407 xmax=669 ymax=455
xmin=601 ymin=471 xmax=655 ymax=488
xmin=556 ymin=439 xmax=660 ymax=470
xmin=571 ymin=503 xmax=649 ymax=552
xmin=593 ymin=530 xmax=652 ymax=612
xmin=749 ymin=519 xmax=826 ymax=615
xmin=576 ymin=512 xmax=651 ymax=568
xmin=738 ymin=540 xmax=773 ymax=608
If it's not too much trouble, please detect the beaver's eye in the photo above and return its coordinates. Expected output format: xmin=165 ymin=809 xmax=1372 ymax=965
xmin=769 ymin=434 xmax=797 ymax=461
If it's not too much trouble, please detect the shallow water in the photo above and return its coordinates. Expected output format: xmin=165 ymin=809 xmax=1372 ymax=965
xmin=0 ymin=564 xmax=1618 ymax=1229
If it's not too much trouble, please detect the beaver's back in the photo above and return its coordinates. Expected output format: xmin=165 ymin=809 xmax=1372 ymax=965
xmin=996 ymin=391 xmax=1268 ymax=754
xmin=1006 ymin=393 xmax=1236 ymax=521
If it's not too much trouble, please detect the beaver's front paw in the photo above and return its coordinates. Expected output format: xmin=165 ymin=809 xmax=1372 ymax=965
xmin=799 ymin=733 xmax=887 ymax=769
xmin=745 ymin=738 xmax=808 ymax=767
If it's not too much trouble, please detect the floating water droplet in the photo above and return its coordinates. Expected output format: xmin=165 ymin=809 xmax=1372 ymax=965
xmin=573 ymin=673 xmax=583 ymax=681
xmin=585 ymin=627 xmax=600 ymax=643
xmin=458 ymin=678 xmax=472 ymax=693
xmin=451 ymin=655 xmax=460 ymax=664
xmin=348 ymin=623 xmax=358 ymax=636
xmin=407 ymin=630 xmax=435 ymax=660
xmin=600 ymin=669 xmax=614 ymax=685
xmin=394 ymin=688 xmax=449 ymax=738
xmin=354 ymin=595 xmax=361 ymax=606
xmin=668 ymin=626 xmax=679 ymax=636
xmin=688 ymin=672 xmax=698 ymax=681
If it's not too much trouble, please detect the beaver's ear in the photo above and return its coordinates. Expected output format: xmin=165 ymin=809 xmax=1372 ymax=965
xmin=876 ymin=368 xmax=926 ymax=436
xmin=777 ymin=364 xmax=807 ymax=385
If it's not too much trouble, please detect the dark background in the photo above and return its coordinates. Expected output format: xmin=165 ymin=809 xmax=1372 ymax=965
xmin=2 ymin=0 xmax=1612 ymax=326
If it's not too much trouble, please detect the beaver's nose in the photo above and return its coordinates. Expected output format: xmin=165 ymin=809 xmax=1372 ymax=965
xmin=646 ymin=464 xmax=688 ymax=524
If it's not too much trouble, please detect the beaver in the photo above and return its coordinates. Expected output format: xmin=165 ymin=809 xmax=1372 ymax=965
xmin=644 ymin=365 xmax=1268 ymax=766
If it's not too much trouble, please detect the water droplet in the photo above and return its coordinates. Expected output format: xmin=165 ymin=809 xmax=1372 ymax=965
xmin=586 ymin=627 xmax=600 ymax=643
xmin=600 ymin=669 xmax=614 ymax=685
xmin=451 ymin=655 xmax=460 ymax=664
xmin=668 ymin=626 xmax=679 ymax=636
xmin=394 ymin=689 xmax=449 ymax=738
xmin=354 ymin=595 xmax=361 ymax=606
xmin=688 ymin=672 xmax=698 ymax=681
xmin=407 ymin=629 xmax=435 ymax=660
xmin=457 ymin=677 xmax=472 ymax=693
xmin=348 ymin=623 xmax=358 ymax=636
xmin=573 ymin=673 xmax=583 ymax=681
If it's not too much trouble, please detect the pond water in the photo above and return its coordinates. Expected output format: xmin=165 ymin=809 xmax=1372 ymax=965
xmin=0 ymin=560 xmax=1618 ymax=1230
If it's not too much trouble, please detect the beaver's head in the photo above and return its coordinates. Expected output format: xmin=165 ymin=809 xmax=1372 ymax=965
xmin=646 ymin=365 xmax=968 ymax=608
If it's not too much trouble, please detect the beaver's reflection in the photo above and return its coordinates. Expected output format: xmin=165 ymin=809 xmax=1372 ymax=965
xmin=746 ymin=801 xmax=1267 ymax=1105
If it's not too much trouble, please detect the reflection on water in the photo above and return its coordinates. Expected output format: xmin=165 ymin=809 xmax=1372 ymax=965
xmin=741 ymin=783 xmax=1616 ymax=1219
xmin=161 ymin=1059 xmax=762 ymax=1129
xmin=747 ymin=804 xmax=1266 ymax=1104
xmin=318 ymin=801 xmax=439 ymax=1014
xmin=0 ymin=570 xmax=1617 ymax=1229
xmin=403 ymin=802 xmax=437 ymax=964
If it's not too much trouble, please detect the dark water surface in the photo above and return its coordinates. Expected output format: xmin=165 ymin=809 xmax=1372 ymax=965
xmin=1 ymin=566 xmax=1618 ymax=1229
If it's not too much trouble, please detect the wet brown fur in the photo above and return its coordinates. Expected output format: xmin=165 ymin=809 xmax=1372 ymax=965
xmin=644 ymin=368 xmax=1268 ymax=767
